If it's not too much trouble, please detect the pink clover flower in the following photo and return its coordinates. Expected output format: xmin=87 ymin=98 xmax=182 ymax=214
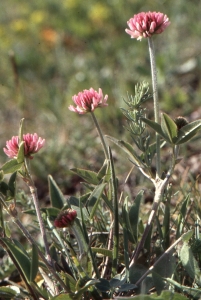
xmin=3 ymin=133 xmax=45 ymax=159
xmin=125 ymin=11 xmax=170 ymax=40
xmin=69 ymin=88 xmax=108 ymax=114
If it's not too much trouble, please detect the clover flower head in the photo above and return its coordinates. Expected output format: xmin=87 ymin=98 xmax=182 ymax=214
xmin=54 ymin=209 xmax=77 ymax=228
xmin=125 ymin=11 xmax=170 ymax=41
xmin=69 ymin=88 xmax=108 ymax=114
xmin=3 ymin=133 xmax=45 ymax=159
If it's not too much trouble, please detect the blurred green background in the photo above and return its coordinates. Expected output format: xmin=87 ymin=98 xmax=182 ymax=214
xmin=1 ymin=0 xmax=201 ymax=197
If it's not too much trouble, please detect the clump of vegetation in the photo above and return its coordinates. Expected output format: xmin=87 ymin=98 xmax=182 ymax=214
xmin=1 ymin=3 xmax=201 ymax=300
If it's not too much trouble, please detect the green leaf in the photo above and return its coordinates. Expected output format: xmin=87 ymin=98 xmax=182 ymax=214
xmin=81 ymin=186 xmax=113 ymax=214
xmin=0 ymin=287 xmax=17 ymax=299
xmin=61 ymin=271 xmax=76 ymax=293
xmin=48 ymin=175 xmax=65 ymax=209
xmin=110 ymin=274 xmax=126 ymax=288
xmin=165 ymin=278 xmax=201 ymax=298
xmin=95 ymin=278 xmax=111 ymax=292
xmin=8 ymin=172 xmax=17 ymax=199
xmin=106 ymin=136 xmax=142 ymax=166
xmin=129 ymin=265 xmax=153 ymax=295
xmin=30 ymin=282 xmax=49 ymax=299
xmin=161 ymin=113 xmax=178 ymax=144
xmin=75 ymin=279 xmax=100 ymax=299
xmin=71 ymin=168 xmax=100 ymax=185
xmin=181 ymin=230 xmax=193 ymax=242
xmin=88 ymin=182 xmax=107 ymax=219
xmin=78 ymin=199 xmax=99 ymax=278
xmin=159 ymin=291 xmax=189 ymax=300
xmin=122 ymin=203 xmax=134 ymax=245
xmin=17 ymin=141 xmax=25 ymax=163
xmin=52 ymin=294 xmax=74 ymax=300
xmin=176 ymin=120 xmax=201 ymax=144
xmin=114 ymin=291 xmax=189 ymax=300
xmin=122 ymin=198 xmax=130 ymax=279
xmin=129 ymin=190 xmax=144 ymax=241
xmin=117 ymin=283 xmax=137 ymax=292
xmin=91 ymin=247 xmax=113 ymax=258
xmin=4 ymin=222 xmax=11 ymax=238
xmin=13 ymin=238 xmax=30 ymax=257
xmin=129 ymin=264 xmax=147 ymax=285
xmin=70 ymin=205 xmax=89 ymax=221
xmin=0 ymin=181 xmax=9 ymax=197
xmin=1 ymin=159 xmax=23 ymax=174
xmin=141 ymin=117 xmax=168 ymax=141
xmin=0 ymin=170 xmax=4 ymax=181
xmin=0 ymin=238 xmax=31 ymax=283
xmin=41 ymin=207 xmax=61 ymax=218
xmin=67 ymin=196 xmax=90 ymax=219
xmin=30 ymin=243 xmax=38 ymax=282
xmin=176 ymin=195 xmax=190 ymax=239
xmin=108 ymin=147 xmax=119 ymax=277
xmin=179 ymin=242 xmax=201 ymax=284
xmin=140 ymin=142 xmax=155 ymax=164
xmin=23 ymin=207 xmax=61 ymax=219
xmin=152 ymin=249 xmax=176 ymax=293
xmin=97 ymin=161 xmax=110 ymax=182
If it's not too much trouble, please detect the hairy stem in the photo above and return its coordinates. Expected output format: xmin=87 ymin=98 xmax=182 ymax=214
xmin=90 ymin=111 xmax=109 ymax=160
xmin=24 ymin=159 xmax=52 ymax=266
xmin=129 ymin=178 xmax=166 ymax=266
xmin=129 ymin=146 xmax=178 ymax=266
xmin=148 ymin=37 xmax=161 ymax=178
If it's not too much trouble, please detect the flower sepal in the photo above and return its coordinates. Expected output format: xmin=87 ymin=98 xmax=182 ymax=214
xmin=17 ymin=141 xmax=25 ymax=163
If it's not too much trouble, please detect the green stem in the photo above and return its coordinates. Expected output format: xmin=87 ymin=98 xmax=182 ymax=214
xmin=24 ymin=159 xmax=52 ymax=266
xmin=148 ymin=37 xmax=161 ymax=178
xmin=90 ymin=111 xmax=109 ymax=160
xmin=129 ymin=178 xmax=165 ymax=267
xmin=108 ymin=147 xmax=119 ymax=276
xmin=129 ymin=146 xmax=177 ymax=267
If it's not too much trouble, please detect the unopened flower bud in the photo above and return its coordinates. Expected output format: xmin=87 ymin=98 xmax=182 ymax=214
xmin=54 ymin=209 xmax=77 ymax=228
xmin=174 ymin=116 xmax=189 ymax=130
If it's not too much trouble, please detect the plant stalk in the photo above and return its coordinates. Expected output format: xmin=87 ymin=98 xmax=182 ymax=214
xmin=90 ymin=111 xmax=109 ymax=160
xmin=108 ymin=147 xmax=119 ymax=276
xmin=129 ymin=178 xmax=165 ymax=267
xmin=24 ymin=159 xmax=52 ymax=266
xmin=148 ymin=37 xmax=161 ymax=178
xmin=129 ymin=147 xmax=177 ymax=266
